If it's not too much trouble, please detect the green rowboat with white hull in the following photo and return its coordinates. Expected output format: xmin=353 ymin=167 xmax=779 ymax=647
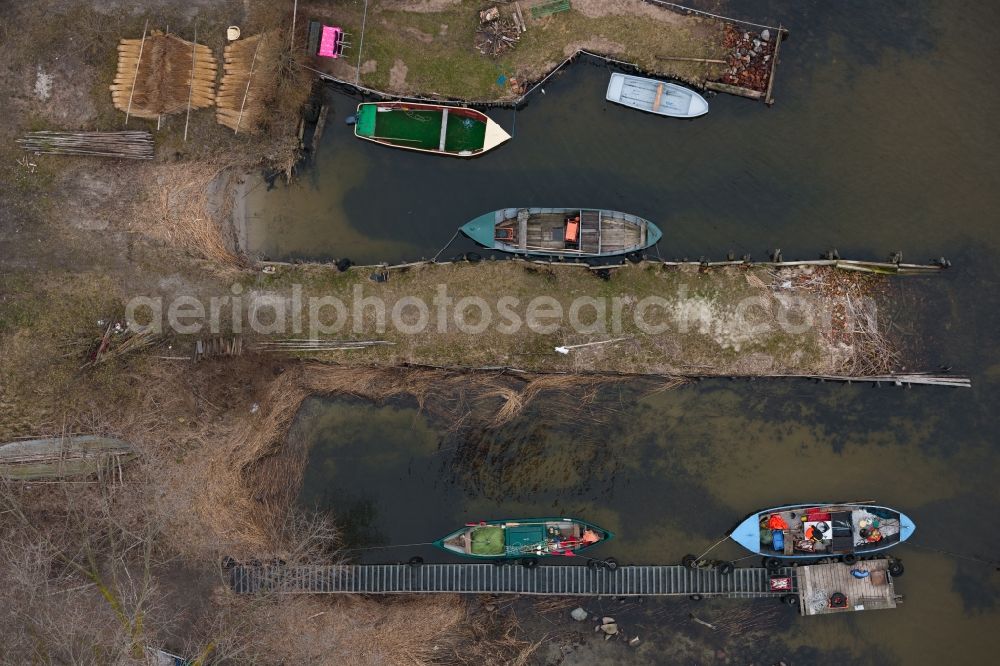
xmin=434 ymin=518 xmax=613 ymax=560
xmin=461 ymin=207 xmax=662 ymax=258
xmin=354 ymin=102 xmax=510 ymax=157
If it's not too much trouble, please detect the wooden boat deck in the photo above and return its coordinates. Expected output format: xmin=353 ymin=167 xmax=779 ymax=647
xmin=522 ymin=212 xmax=571 ymax=251
xmin=598 ymin=216 xmax=642 ymax=253
xmin=499 ymin=209 xmax=643 ymax=255
xmin=797 ymin=560 xmax=899 ymax=616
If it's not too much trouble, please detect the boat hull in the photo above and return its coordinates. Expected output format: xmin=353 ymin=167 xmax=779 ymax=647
xmin=606 ymin=73 xmax=708 ymax=118
xmin=354 ymin=102 xmax=510 ymax=157
xmin=460 ymin=207 xmax=663 ymax=258
xmin=731 ymin=503 xmax=915 ymax=560
xmin=433 ymin=517 xmax=613 ymax=560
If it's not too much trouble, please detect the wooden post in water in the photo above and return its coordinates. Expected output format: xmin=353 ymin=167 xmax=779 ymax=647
xmin=765 ymin=25 xmax=785 ymax=106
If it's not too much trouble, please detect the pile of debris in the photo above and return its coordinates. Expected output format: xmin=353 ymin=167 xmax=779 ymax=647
xmin=474 ymin=5 xmax=526 ymax=58
xmin=719 ymin=25 xmax=776 ymax=92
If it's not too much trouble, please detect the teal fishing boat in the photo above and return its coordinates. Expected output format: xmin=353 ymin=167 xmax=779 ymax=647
xmin=461 ymin=207 xmax=662 ymax=258
xmin=434 ymin=518 xmax=613 ymax=560
xmin=353 ymin=101 xmax=511 ymax=157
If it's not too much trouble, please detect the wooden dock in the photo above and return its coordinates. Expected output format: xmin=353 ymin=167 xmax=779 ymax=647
xmin=229 ymin=560 xmax=902 ymax=618
xmin=797 ymin=559 xmax=901 ymax=616
xmin=230 ymin=563 xmax=797 ymax=597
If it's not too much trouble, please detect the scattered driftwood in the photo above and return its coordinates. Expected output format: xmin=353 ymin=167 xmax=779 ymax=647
xmin=111 ymin=31 xmax=217 ymax=119
xmin=475 ymin=10 xmax=522 ymax=58
xmin=17 ymin=131 xmax=154 ymax=159
xmin=689 ymin=614 xmax=717 ymax=630
xmin=513 ymin=2 xmax=527 ymax=32
xmin=480 ymin=6 xmax=500 ymax=24
xmin=86 ymin=324 xmax=159 ymax=366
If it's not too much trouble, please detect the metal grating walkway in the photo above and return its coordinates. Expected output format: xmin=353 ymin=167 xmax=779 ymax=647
xmin=230 ymin=564 xmax=798 ymax=597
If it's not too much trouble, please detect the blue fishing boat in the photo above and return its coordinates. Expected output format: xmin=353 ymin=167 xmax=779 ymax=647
xmin=731 ymin=502 xmax=916 ymax=563
xmin=460 ymin=207 xmax=662 ymax=258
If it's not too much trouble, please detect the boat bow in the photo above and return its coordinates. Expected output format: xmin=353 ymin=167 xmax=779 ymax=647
xmin=730 ymin=514 xmax=761 ymax=553
xmin=482 ymin=117 xmax=511 ymax=152
xmin=898 ymin=512 xmax=916 ymax=542
xmin=460 ymin=212 xmax=499 ymax=247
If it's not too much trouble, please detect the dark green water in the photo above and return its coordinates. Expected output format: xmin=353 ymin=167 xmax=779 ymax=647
xmin=270 ymin=1 xmax=1000 ymax=662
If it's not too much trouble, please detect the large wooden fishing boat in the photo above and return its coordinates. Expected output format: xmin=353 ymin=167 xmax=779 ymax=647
xmin=353 ymin=102 xmax=510 ymax=157
xmin=730 ymin=503 xmax=916 ymax=562
xmin=460 ymin=207 xmax=662 ymax=258
xmin=606 ymin=73 xmax=709 ymax=118
xmin=434 ymin=518 xmax=613 ymax=560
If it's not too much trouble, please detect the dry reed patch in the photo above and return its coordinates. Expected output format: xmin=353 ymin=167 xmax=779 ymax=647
xmin=210 ymin=594 xmax=540 ymax=666
xmin=131 ymin=162 xmax=242 ymax=267
xmin=111 ymin=32 xmax=218 ymax=119
xmin=195 ymin=363 xmax=628 ymax=553
xmin=214 ymin=595 xmax=467 ymax=664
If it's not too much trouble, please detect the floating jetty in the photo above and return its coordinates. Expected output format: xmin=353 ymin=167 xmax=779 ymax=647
xmin=229 ymin=560 xmax=901 ymax=616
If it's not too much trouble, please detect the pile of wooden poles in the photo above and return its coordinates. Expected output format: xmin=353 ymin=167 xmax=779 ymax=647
xmin=17 ymin=131 xmax=154 ymax=159
xmin=253 ymin=339 xmax=394 ymax=353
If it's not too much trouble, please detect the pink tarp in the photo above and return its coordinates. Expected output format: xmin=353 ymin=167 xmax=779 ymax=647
xmin=318 ymin=26 xmax=342 ymax=58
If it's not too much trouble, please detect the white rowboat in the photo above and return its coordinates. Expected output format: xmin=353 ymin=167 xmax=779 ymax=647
xmin=605 ymin=73 xmax=708 ymax=118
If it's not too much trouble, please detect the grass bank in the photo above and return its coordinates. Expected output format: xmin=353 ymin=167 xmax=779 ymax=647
xmin=305 ymin=0 xmax=728 ymax=99
xmin=227 ymin=260 xmax=889 ymax=377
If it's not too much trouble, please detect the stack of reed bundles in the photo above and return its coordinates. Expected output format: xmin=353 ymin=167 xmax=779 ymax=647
xmin=111 ymin=31 xmax=217 ymax=119
xmin=17 ymin=131 xmax=154 ymax=159
xmin=216 ymin=34 xmax=271 ymax=132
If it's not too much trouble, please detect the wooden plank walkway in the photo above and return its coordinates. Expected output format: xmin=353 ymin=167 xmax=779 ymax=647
xmin=230 ymin=563 xmax=798 ymax=597
xmin=797 ymin=559 xmax=899 ymax=616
